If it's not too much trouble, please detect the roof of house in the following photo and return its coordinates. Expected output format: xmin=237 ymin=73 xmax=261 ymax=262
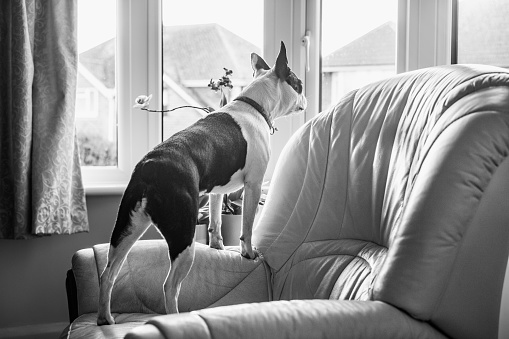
xmin=79 ymin=23 xmax=260 ymax=108
xmin=163 ymin=23 xmax=259 ymax=84
xmin=79 ymin=39 xmax=115 ymax=89
xmin=323 ymin=0 xmax=509 ymax=68
xmin=323 ymin=22 xmax=396 ymax=68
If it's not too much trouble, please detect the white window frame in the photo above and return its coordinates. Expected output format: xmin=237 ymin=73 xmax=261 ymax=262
xmin=397 ymin=0 xmax=454 ymax=73
xmin=83 ymin=0 xmax=162 ymax=194
xmin=83 ymin=0 xmax=455 ymax=193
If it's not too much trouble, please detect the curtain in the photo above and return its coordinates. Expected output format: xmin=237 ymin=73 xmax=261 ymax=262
xmin=0 ymin=0 xmax=89 ymax=239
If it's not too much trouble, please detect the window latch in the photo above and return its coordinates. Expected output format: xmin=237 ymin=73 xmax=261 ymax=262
xmin=301 ymin=30 xmax=311 ymax=72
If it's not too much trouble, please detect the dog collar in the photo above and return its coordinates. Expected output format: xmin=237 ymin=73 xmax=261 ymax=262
xmin=234 ymin=96 xmax=277 ymax=134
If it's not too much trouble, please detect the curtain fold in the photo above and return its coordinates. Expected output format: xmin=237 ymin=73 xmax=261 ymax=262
xmin=0 ymin=0 xmax=89 ymax=239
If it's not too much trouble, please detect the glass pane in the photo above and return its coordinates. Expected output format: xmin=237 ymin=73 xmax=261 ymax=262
xmin=162 ymin=0 xmax=263 ymax=140
xmin=76 ymin=0 xmax=117 ymax=166
xmin=457 ymin=0 xmax=509 ymax=68
xmin=321 ymin=0 xmax=397 ymax=111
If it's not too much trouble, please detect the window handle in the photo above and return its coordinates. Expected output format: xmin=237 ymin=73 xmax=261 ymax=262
xmin=301 ymin=30 xmax=311 ymax=72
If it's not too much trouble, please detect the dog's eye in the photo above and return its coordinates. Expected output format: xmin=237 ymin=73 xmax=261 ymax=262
xmin=292 ymin=81 xmax=302 ymax=93
xmin=286 ymin=73 xmax=303 ymax=94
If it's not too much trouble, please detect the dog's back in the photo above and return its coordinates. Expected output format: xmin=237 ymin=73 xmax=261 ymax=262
xmin=111 ymin=111 xmax=248 ymax=259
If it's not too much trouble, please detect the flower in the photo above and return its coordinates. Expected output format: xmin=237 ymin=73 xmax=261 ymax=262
xmin=133 ymin=94 xmax=152 ymax=109
xmin=208 ymin=68 xmax=233 ymax=92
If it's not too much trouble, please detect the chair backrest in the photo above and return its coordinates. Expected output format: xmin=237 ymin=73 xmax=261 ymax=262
xmin=253 ymin=65 xmax=509 ymax=338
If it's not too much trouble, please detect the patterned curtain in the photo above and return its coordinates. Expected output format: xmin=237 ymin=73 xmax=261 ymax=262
xmin=0 ymin=0 xmax=89 ymax=239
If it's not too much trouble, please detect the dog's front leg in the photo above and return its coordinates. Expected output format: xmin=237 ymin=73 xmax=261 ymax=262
xmin=208 ymin=193 xmax=224 ymax=250
xmin=240 ymin=181 xmax=262 ymax=259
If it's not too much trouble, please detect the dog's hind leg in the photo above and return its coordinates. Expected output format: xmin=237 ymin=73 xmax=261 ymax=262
xmin=147 ymin=183 xmax=198 ymax=314
xmin=97 ymin=194 xmax=152 ymax=325
xmin=163 ymin=240 xmax=196 ymax=313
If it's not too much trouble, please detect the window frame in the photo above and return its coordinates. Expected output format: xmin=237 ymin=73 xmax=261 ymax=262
xmin=82 ymin=0 xmax=456 ymax=193
xmin=82 ymin=0 xmax=162 ymax=194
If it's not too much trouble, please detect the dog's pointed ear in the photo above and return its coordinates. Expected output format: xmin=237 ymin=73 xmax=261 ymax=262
xmin=275 ymin=41 xmax=290 ymax=80
xmin=251 ymin=53 xmax=270 ymax=77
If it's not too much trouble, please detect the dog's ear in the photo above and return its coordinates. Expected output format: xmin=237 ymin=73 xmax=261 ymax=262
xmin=251 ymin=53 xmax=270 ymax=77
xmin=275 ymin=41 xmax=290 ymax=80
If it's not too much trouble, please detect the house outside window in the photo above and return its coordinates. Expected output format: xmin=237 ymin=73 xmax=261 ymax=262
xmin=456 ymin=0 xmax=509 ymax=68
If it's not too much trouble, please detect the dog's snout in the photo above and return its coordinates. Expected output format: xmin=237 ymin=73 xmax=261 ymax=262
xmin=298 ymin=96 xmax=308 ymax=111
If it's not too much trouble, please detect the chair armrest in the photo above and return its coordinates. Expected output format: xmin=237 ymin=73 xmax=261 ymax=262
xmin=126 ymin=300 xmax=447 ymax=339
xmin=70 ymin=240 xmax=270 ymax=317
xmin=178 ymin=245 xmax=271 ymax=311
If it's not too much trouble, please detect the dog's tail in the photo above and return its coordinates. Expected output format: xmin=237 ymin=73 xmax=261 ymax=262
xmin=109 ymin=161 xmax=158 ymax=248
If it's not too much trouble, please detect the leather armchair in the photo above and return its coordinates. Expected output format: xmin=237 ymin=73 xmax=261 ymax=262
xmin=64 ymin=65 xmax=509 ymax=339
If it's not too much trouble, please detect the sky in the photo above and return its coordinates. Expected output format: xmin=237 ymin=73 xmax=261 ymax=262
xmin=77 ymin=0 xmax=397 ymax=56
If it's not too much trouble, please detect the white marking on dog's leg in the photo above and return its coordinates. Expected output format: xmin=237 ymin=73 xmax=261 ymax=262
xmin=240 ymin=182 xmax=262 ymax=259
xmin=208 ymin=193 xmax=224 ymax=250
xmin=163 ymin=241 xmax=196 ymax=313
xmin=97 ymin=199 xmax=152 ymax=325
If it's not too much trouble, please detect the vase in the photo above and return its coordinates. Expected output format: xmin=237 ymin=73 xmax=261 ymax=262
xmin=221 ymin=214 xmax=242 ymax=246
xmin=194 ymin=224 xmax=208 ymax=244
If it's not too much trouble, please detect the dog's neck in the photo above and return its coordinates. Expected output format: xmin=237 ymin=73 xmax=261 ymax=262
xmin=233 ymin=96 xmax=276 ymax=133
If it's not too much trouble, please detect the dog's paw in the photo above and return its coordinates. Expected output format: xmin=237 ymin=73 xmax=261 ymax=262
xmin=240 ymin=243 xmax=258 ymax=260
xmin=209 ymin=237 xmax=224 ymax=250
xmin=97 ymin=314 xmax=115 ymax=326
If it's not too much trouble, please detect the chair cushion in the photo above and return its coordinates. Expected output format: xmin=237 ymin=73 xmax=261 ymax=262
xmin=275 ymin=239 xmax=387 ymax=301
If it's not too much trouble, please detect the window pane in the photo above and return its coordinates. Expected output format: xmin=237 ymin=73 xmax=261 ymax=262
xmin=321 ymin=0 xmax=397 ymax=111
xmin=76 ymin=0 xmax=117 ymax=166
xmin=457 ymin=0 xmax=509 ymax=68
xmin=162 ymin=0 xmax=263 ymax=140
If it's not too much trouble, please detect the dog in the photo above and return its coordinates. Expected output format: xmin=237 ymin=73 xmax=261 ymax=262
xmin=97 ymin=41 xmax=307 ymax=325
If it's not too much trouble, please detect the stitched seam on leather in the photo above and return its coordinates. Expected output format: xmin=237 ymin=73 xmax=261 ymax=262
xmin=264 ymin=107 xmax=334 ymax=272
xmin=274 ymin=93 xmax=356 ymax=298
xmin=261 ymin=129 xmax=311 ymax=263
xmin=428 ymin=116 xmax=509 ymax=317
xmin=125 ymin=255 xmax=160 ymax=314
xmin=92 ymin=246 xmax=103 ymax=283
xmin=337 ymin=91 xmax=356 ymax=240
xmin=442 ymin=70 xmax=509 ymax=111
xmin=210 ymin=260 xmax=268 ymax=305
xmin=289 ymin=241 xmax=386 ymax=268
xmin=195 ymin=313 xmax=215 ymax=339
xmin=397 ymin=111 xmax=508 ymax=318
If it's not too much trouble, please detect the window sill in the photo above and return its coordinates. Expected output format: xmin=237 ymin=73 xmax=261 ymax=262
xmin=84 ymin=184 xmax=126 ymax=196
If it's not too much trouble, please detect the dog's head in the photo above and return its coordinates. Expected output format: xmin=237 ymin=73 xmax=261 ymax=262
xmin=246 ymin=42 xmax=307 ymax=120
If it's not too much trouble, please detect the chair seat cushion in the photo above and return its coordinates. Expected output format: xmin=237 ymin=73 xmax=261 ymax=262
xmin=61 ymin=313 xmax=158 ymax=339
xmin=275 ymin=239 xmax=387 ymax=301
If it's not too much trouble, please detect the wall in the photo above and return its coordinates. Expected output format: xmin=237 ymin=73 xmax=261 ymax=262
xmin=0 ymin=194 xmax=161 ymax=337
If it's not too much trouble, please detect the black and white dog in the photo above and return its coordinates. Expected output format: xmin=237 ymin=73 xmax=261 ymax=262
xmin=97 ymin=41 xmax=307 ymax=325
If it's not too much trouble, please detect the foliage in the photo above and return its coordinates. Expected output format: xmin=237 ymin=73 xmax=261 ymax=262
xmin=78 ymin=133 xmax=117 ymax=166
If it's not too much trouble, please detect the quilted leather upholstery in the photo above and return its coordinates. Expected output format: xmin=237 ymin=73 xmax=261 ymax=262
xmin=65 ymin=65 xmax=509 ymax=339
xmin=253 ymin=64 xmax=509 ymax=338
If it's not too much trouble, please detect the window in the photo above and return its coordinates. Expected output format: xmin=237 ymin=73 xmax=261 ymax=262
xmin=76 ymin=0 xmax=117 ymax=166
xmin=78 ymin=0 xmax=162 ymax=193
xmin=456 ymin=0 xmax=509 ymax=68
xmin=161 ymin=0 xmax=264 ymax=140
xmin=320 ymin=0 xmax=397 ymax=111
